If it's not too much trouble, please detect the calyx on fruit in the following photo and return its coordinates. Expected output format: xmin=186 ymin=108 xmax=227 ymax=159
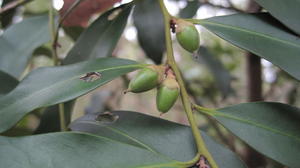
xmin=156 ymin=71 xmax=180 ymax=113
xmin=125 ymin=65 xmax=165 ymax=93
xmin=175 ymin=19 xmax=200 ymax=53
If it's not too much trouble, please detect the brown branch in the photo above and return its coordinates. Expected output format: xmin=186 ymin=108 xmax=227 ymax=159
xmin=52 ymin=0 xmax=85 ymax=63
xmin=0 ymin=0 xmax=33 ymax=14
xmin=246 ymin=53 xmax=263 ymax=101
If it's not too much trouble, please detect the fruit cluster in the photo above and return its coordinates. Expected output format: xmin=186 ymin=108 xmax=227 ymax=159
xmin=125 ymin=19 xmax=199 ymax=114
xmin=125 ymin=65 xmax=180 ymax=114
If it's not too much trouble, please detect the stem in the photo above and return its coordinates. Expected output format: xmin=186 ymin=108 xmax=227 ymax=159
xmin=158 ymin=1 xmax=218 ymax=167
xmin=52 ymin=0 xmax=84 ymax=61
xmin=48 ymin=0 xmax=59 ymax=65
xmin=0 ymin=0 xmax=34 ymax=14
xmin=59 ymin=103 xmax=67 ymax=131
xmin=49 ymin=1 xmax=66 ymax=131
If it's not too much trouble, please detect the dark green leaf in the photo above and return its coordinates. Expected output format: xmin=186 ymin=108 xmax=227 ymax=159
xmin=200 ymin=13 xmax=300 ymax=80
xmin=0 ymin=58 xmax=143 ymax=133
xmin=63 ymin=26 xmax=84 ymax=41
xmin=70 ymin=111 xmax=247 ymax=167
xmin=198 ymin=102 xmax=300 ymax=168
xmin=133 ymin=0 xmax=165 ymax=64
xmin=34 ymin=101 xmax=74 ymax=134
xmin=0 ymin=15 xmax=50 ymax=77
xmin=254 ymin=0 xmax=300 ymax=35
xmin=0 ymin=132 xmax=177 ymax=168
xmin=0 ymin=70 xmax=18 ymax=96
xmin=197 ymin=47 xmax=233 ymax=97
xmin=63 ymin=4 xmax=132 ymax=64
xmin=179 ymin=0 xmax=201 ymax=18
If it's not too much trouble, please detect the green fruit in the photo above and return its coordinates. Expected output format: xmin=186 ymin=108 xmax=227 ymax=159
xmin=176 ymin=19 xmax=200 ymax=53
xmin=156 ymin=77 xmax=180 ymax=113
xmin=127 ymin=65 xmax=164 ymax=93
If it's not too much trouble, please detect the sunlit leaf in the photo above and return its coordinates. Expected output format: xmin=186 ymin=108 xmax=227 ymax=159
xmin=0 ymin=58 xmax=144 ymax=133
xmin=199 ymin=13 xmax=300 ymax=80
xmin=0 ymin=15 xmax=50 ymax=77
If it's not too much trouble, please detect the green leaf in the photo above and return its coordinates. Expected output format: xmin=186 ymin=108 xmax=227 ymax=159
xmin=133 ymin=0 xmax=165 ymax=64
xmin=254 ymin=0 xmax=300 ymax=35
xmin=0 ymin=15 xmax=50 ymax=77
xmin=0 ymin=58 xmax=143 ymax=133
xmin=70 ymin=111 xmax=247 ymax=167
xmin=179 ymin=0 xmax=201 ymax=18
xmin=0 ymin=132 xmax=178 ymax=168
xmin=0 ymin=70 xmax=18 ymax=97
xmin=199 ymin=13 xmax=300 ymax=80
xmin=197 ymin=102 xmax=300 ymax=168
xmin=63 ymin=26 xmax=84 ymax=41
xmin=63 ymin=4 xmax=132 ymax=64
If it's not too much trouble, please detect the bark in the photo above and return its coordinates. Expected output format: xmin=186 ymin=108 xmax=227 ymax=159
xmin=243 ymin=1 xmax=267 ymax=167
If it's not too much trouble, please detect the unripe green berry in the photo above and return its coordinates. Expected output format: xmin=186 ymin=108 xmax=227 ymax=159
xmin=176 ymin=19 xmax=200 ymax=53
xmin=156 ymin=75 xmax=180 ymax=113
xmin=126 ymin=65 xmax=164 ymax=93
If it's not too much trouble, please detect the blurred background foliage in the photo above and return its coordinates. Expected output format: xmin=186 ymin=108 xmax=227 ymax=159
xmin=0 ymin=0 xmax=299 ymax=167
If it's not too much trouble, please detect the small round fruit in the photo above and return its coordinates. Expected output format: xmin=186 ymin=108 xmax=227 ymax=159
xmin=156 ymin=76 xmax=180 ymax=113
xmin=176 ymin=19 xmax=200 ymax=53
xmin=126 ymin=65 xmax=165 ymax=93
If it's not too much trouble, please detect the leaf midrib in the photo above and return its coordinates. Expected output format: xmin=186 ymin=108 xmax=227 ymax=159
xmin=202 ymin=110 xmax=300 ymax=142
xmin=0 ymin=64 xmax=143 ymax=115
xmin=201 ymin=20 xmax=300 ymax=49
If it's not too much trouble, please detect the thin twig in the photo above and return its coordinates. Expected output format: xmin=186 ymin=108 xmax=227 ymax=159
xmin=48 ymin=0 xmax=69 ymax=131
xmin=59 ymin=103 xmax=67 ymax=131
xmin=49 ymin=0 xmax=59 ymax=64
xmin=52 ymin=0 xmax=85 ymax=62
xmin=158 ymin=0 xmax=218 ymax=167
xmin=0 ymin=0 xmax=33 ymax=14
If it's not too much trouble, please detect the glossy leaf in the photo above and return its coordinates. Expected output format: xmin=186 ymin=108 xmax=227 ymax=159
xmin=63 ymin=26 xmax=84 ymax=41
xmin=0 ymin=15 xmax=50 ymax=77
xmin=63 ymin=3 xmax=132 ymax=64
xmin=200 ymin=13 xmax=300 ymax=80
xmin=179 ymin=0 xmax=201 ymax=18
xmin=0 ymin=70 xmax=18 ymax=96
xmin=0 ymin=58 xmax=143 ymax=133
xmin=70 ymin=111 xmax=247 ymax=167
xmin=198 ymin=102 xmax=300 ymax=168
xmin=0 ymin=132 xmax=177 ymax=168
xmin=254 ymin=0 xmax=300 ymax=35
xmin=133 ymin=0 xmax=165 ymax=64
